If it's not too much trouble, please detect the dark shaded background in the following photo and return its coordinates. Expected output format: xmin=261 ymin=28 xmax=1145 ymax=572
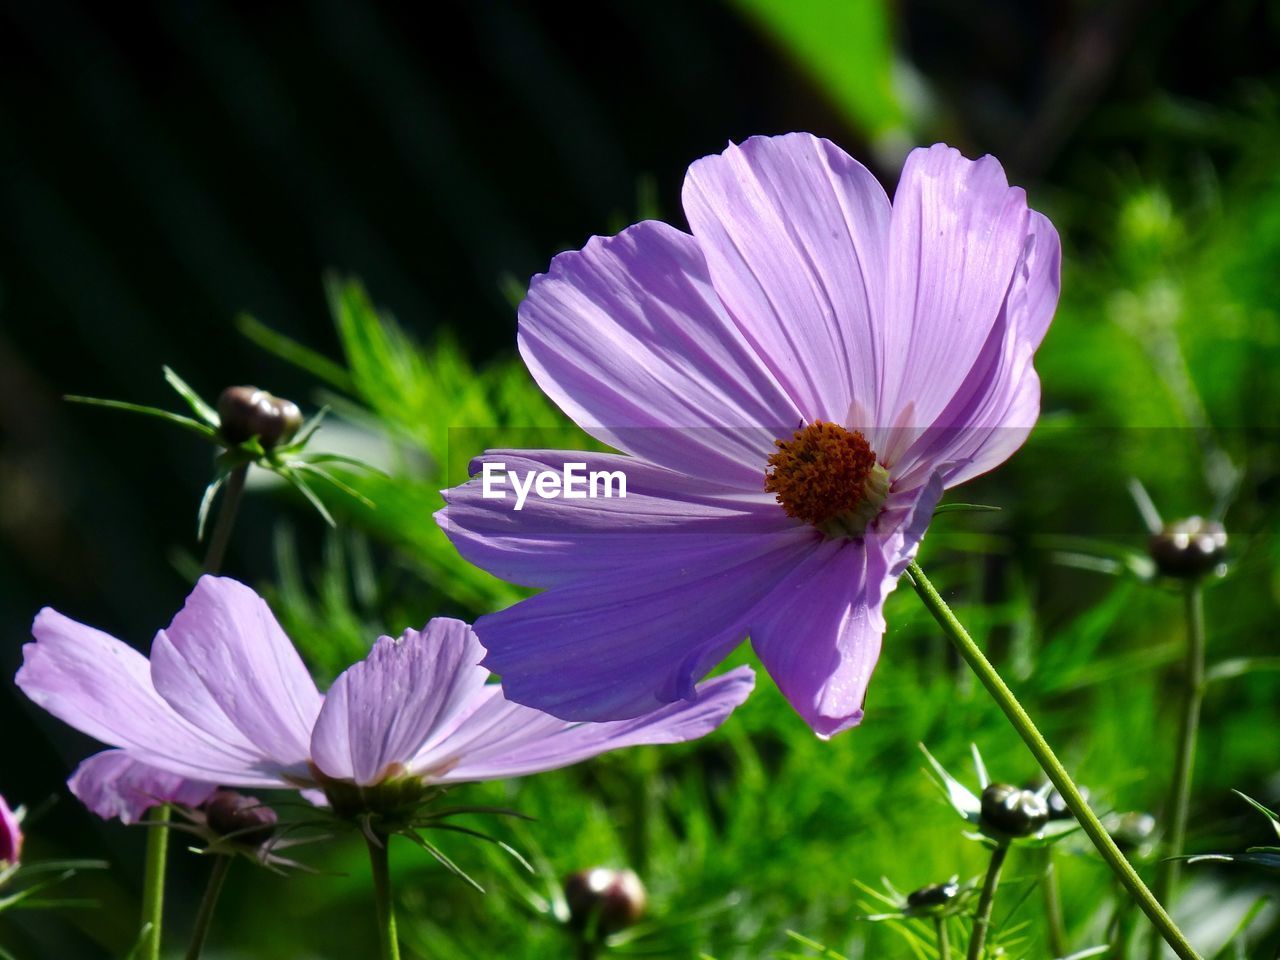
xmin=2 ymin=0 xmax=1278 ymax=956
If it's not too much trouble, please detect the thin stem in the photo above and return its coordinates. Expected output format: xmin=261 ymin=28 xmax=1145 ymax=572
xmin=138 ymin=463 xmax=249 ymax=960
xmin=366 ymin=832 xmax=401 ymax=960
xmin=905 ymin=561 xmax=1201 ymax=960
xmin=139 ymin=811 xmax=170 ymax=960
xmin=203 ymin=464 xmax=248 ymax=574
xmin=1041 ymin=848 xmax=1067 ymax=958
xmin=936 ymin=915 xmax=952 ymax=960
xmin=184 ymin=855 xmax=232 ymax=960
xmin=1148 ymin=584 xmax=1206 ymax=960
xmin=967 ymin=843 xmax=1008 ymax=960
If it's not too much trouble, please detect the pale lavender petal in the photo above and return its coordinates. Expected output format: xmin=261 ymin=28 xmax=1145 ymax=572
xmin=437 ymin=449 xmax=793 ymax=590
xmin=432 ymin=667 xmax=755 ymax=783
xmin=682 ymin=133 xmax=892 ymax=423
xmin=890 ymin=210 xmax=1060 ymax=489
xmin=878 ymin=145 xmax=1031 ymax=445
xmin=0 ymin=793 xmax=20 ymax=864
xmin=310 ymin=619 xmax=489 ymax=785
xmin=17 ymin=609 xmax=281 ymax=785
xmin=68 ymin=750 xmax=216 ymax=824
xmin=518 ymin=219 xmax=802 ymax=489
xmin=474 ymin=529 xmax=819 ymax=721
xmin=749 ymin=477 xmax=943 ymax=737
xmin=152 ymin=577 xmax=323 ymax=769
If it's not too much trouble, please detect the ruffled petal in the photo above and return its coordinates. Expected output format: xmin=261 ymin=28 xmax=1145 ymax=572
xmin=682 ymin=133 xmax=892 ymax=423
xmin=437 ymin=449 xmax=792 ymax=590
xmin=68 ymin=750 xmax=216 ymax=824
xmin=309 ymin=619 xmax=489 ymax=785
xmin=474 ymin=528 xmax=819 ymax=721
xmin=152 ymin=577 xmax=323 ymax=770
xmin=878 ymin=144 xmax=1031 ymax=451
xmin=432 ymin=667 xmax=754 ymax=783
xmin=749 ymin=476 xmax=943 ymax=737
xmin=518 ymin=219 xmax=802 ymax=488
xmin=18 ymin=609 xmax=278 ymax=784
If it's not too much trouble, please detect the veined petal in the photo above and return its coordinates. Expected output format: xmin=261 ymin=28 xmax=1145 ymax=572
xmin=474 ymin=529 xmax=819 ymax=721
xmin=432 ymin=667 xmax=755 ymax=783
xmin=68 ymin=750 xmax=216 ymax=824
xmin=749 ymin=476 xmax=943 ymax=737
xmin=879 ymin=144 xmax=1031 ymax=447
xmin=519 ymin=219 xmax=802 ymax=489
xmin=437 ymin=449 xmax=793 ymax=590
xmin=682 ymin=133 xmax=892 ymax=423
xmin=310 ymin=619 xmax=489 ymax=785
xmin=18 ymin=609 xmax=280 ymax=784
xmin=152 ymin=577 xmax=323 ymax=769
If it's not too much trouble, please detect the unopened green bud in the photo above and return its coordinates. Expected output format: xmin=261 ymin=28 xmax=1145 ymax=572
xmin=217 ymin=386 xmax=302 ymax=448
xmin=563 ymin=867 xmax=646 ymax=937
xmin=980 ymin=783 xmax=1049 ymax=837
xmin=1148 ymin=517 xmax=1227 ymax=579
xmin=906 ymin=879 xmax=960 ymax=913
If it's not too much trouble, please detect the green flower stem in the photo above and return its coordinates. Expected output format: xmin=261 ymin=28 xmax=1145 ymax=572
xmin=905 ymin=561 xmax=1201 ymax=960
xmin=937 ymin=916 xmax=952 ymax=960
xmin=1148 ymin=583 xmax=1206 ymax=960
xmin=138 ymin=463 xmax=249 ymax=960
xmin=184 ymin=855 xmax=232 ymax=960
xmin=967 ymin=842 xmax=1008 ymax=960
xmin=366 ymin=832 xmax=402 ymax=960
xmin=139 ymin=810 xmax=170 ymax=960
xmin=1041 ymin=848 xmax=1067 ymax=958
xmin=202 ymin=464 xmax=248 ymax=574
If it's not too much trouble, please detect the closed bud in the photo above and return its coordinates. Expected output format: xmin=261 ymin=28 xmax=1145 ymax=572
xmin=1109 ymin=811 xmax=1157 ymax=853
xmin=204 ymin=790 xmax=278 ymax=846
xmin=980 ymin=783 xmax=1049 ymax=838
xmin=1045 ymin=784 xmax=1089 ymax=821
xmin=1148 ymin=517 xmax=1227 ymax=579
xmin=906 ymin=879 xmax=960 ymax=913
xmin=563 ymin=867 xmax=647 ymax=937
xmin=217 ymin=386 xmax=303 ymax=448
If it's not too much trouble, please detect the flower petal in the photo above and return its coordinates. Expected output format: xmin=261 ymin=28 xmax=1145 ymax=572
xmin=519 ymin=219 xmax=802 ymax=488
xmin=474 ymin=529 xmax=818 ymax=721
xmin=682 ymin=133 xmax=892 ymax=423
xmin=68 ymin=750 xmax=216 ymax=824
xmin=0 ymin=793 xmax=20 ymax=864
xmin=878 ymin=144 xmax=1031 ymax=445
xmin=17 ymin=609 xmax=278 ymax=784
xmin=437 ymin=449 xmax=792 ymax=590
xmin=309 ymin=619 xmax=489 ymax=785
xmin=749 ymin=476 xmax=943 ymax=737
xmin=432 ymin=667 xmax=755 ymax=783
xmin=151 ymin=577 xmax=323 ymax=769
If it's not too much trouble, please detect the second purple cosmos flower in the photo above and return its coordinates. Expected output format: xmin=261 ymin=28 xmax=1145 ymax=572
xmin=437 ymin=133 xmax=1061 ymax=737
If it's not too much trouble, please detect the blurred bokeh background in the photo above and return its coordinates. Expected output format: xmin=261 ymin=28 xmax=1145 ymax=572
xmin=2 ymin=1 xmax=1279 ymax=957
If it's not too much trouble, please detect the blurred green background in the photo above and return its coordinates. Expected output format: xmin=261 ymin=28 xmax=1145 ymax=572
xmin=2 ymin=1 xmax=1279 ymax=957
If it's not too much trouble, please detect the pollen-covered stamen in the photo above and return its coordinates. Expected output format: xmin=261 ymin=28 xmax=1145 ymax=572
xmin=764 ymin=420 xmax=890 ymax=538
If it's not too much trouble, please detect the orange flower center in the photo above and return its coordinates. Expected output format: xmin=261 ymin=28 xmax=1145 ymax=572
xmin=764 ymin=421 xmax=890 ymax=537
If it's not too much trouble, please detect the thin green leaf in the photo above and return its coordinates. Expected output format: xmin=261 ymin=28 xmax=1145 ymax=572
xmin=404 ymin=830 xmax=485 ymax=893
xmin=237 ymin=314 xmax=355 ymax=392
xmin=163 ymin=366 xmax=220 ymax=426
xmin=1207 ymin=657 xmax=1280 ymax=684
xmin=64 ymin=396 xmax=218 ymax=439
xmin=196 ymin=473 xmax=227 ymax=541
xmin=933 ymin=502 xmax=1002 ymax=516
xmin=280 ymin=469 xmax=336 ymax=527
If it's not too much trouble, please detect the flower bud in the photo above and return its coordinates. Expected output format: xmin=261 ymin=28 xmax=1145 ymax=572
xmin=906 ymin=879 xmax=960 ymax=913
xmin=1109 ymin=811 xmax=1157 ymax=853
xmin=1148 ymin=517 xmax=1227 ymax=579
xmin=203 ymin=790 xmax=278 ymax=846
xmin=563 ymin=867 xmax=647 ymax=937
xmin=217 ymin=386 xmax=303 ymax=448
xmin=1045 ymin=784 xmax=1089 ymax=821
xmin=980 ymin=783 xmax=1049 ymax=838
xmin=0 ymin=794 xmax=22 ymax=867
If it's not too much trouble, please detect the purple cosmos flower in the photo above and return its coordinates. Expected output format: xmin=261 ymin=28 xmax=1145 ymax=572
xmin=0 ymin=793 xmax=21 ymax=867
xmin=437 ymin=134 xmax=1060 ymax=737
xmin=17 ymin=577 xmax=753 ymax=817
xmin=69 ymin=750 xmax=216 ymax=825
